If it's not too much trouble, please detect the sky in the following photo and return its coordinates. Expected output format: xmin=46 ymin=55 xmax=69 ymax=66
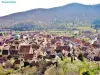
xmin=0 ymin=0 xmax=100 ymax=16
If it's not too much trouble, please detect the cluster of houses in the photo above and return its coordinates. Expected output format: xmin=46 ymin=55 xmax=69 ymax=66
xmin=0 ymin=31 xmax=100 ymax=70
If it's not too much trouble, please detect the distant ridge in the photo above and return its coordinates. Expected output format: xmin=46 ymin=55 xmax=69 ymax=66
xmin=0 ymin=3 xmax=100 ymax=17
xmin=0 ymin=3 xmax=100 ymax=29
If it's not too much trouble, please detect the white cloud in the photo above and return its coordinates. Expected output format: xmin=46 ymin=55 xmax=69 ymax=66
xmin=0 ymin=0 xmax=100 ymax=16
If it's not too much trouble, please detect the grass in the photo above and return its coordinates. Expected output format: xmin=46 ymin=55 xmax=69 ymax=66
xmin=77 ymin=26 xmax=96 ymax=32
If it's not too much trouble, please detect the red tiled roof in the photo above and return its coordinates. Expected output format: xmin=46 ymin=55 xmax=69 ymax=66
xmin=71 ymin=38 xmax=82 ymax=45
xmin=24 ymin=54 xmax=34 ymax=60
xmin=19 ymin=45 xmax=31 ymax=54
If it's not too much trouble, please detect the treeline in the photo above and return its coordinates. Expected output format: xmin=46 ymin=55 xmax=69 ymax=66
xmin=11 ymin=22 xmax=80 ymax=31
xmin=92 ymin=19 xmax=100 ymax=29
xmin=3 ymin=19 xmax=100 ymax=31
xmin=11 ymin=23 xmax=35 ymax=31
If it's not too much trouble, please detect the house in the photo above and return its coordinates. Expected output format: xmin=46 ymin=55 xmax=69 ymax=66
xmin=1 ymin=44 xmax=10 ymax=57
xmin=2 ymin=50 xmax=10 ymax=56
xmin=71 ymin=38 xmax=83 ymax=46
xmin=9 ymin=45 xmax=19 ymax=57
xmin=19 ymin=44 xmax=34 ymax=57
xmin=82 ymin=31 xmax=92 ymax=36
xmin=62 ymin=36 xmax=71 ymax=41
xmin=0 ymin=41 xmax=3 ymax=46
xmin=97 ymin=33 xmax=100 ymax=40
xmin=24 ymin=54 xmax=34 ymax=60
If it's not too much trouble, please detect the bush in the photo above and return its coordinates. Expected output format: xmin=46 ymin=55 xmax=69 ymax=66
xmin=45 ymin=65 xmax=57 ymax=75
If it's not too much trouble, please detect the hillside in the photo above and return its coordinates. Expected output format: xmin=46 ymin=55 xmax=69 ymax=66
xmin=0 ymin=3 xmax=100 ymax=30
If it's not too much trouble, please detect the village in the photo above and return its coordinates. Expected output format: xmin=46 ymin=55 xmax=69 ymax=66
xmin=0 ymin=30 xmax=100 ymax=75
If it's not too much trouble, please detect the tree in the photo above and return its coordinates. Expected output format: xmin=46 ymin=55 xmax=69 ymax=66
xmin=0 ymin=33 xmax=3 ymax=36
xmin=92 ymin=19 xmax=100 ymax=32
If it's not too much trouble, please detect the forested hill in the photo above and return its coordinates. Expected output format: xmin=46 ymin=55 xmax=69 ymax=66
xmin=0 ymin=3 xmax=100 ymax=30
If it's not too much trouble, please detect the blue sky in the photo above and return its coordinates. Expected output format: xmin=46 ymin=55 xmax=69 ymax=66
xmin=0 ymin=0 xmax=100 ymax=16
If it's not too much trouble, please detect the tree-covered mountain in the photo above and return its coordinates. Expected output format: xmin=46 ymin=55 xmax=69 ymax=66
xmin=0 ymin=3 xmax=100 ymax=30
